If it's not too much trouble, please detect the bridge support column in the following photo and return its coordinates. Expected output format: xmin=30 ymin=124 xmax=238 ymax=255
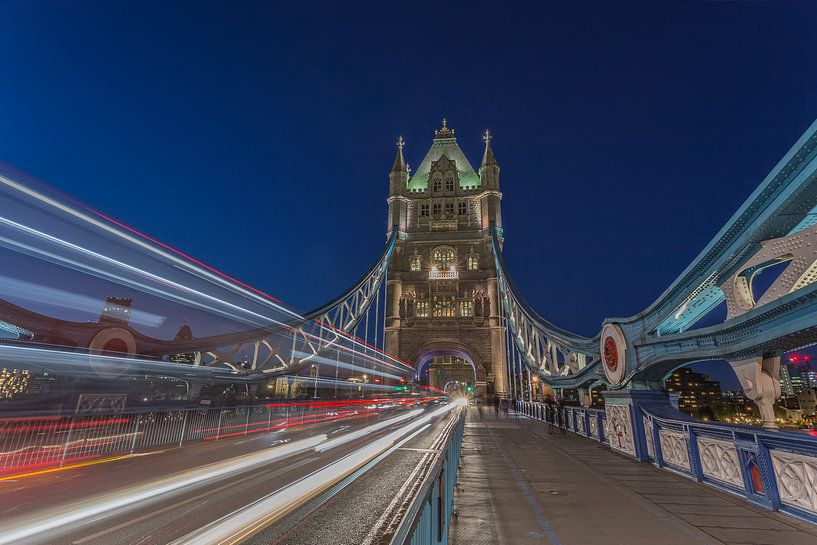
xmin=729 ymin=356 xmax=781 ymax=429
xmin=579 ymin=387 xmax=591 ymax=408
xmin=602 ymin=390 xmax=678 ymax=462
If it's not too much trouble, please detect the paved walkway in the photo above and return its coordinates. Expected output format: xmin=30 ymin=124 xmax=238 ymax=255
xmin=449 ymin=407 xmax=817 ymax=545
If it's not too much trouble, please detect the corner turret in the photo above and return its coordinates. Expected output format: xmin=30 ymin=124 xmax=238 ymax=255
xmin=387 ymin=136 xmax=409 ymax=236
xmin=478 ymin=130 xmax=502 ymax=229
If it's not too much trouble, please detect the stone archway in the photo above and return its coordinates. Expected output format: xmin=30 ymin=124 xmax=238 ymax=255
xmin=410 ymin=340 xmax=490 ymax=398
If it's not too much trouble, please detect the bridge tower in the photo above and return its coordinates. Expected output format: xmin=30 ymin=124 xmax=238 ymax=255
xmin=384 ymin=120 xmax=508 ymax=399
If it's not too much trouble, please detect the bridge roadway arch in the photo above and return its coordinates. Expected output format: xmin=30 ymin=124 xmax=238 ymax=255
xmin=410 ymin=340 xmax=483 ymax=393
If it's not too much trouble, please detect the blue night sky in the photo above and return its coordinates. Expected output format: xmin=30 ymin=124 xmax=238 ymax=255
xmin=1 ymin=2 xmax=816 ymax=389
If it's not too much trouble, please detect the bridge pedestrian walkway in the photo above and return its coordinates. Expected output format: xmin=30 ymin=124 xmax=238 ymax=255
xmin=449 ymin=407 xmax=817 ymax=545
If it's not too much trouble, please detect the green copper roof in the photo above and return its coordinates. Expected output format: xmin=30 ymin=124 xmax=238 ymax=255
xmin=406 ymin=137 xmax=481 ymax=191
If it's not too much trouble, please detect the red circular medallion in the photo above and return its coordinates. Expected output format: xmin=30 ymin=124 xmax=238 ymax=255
xmin=603 ymin=336 xmax=618 ymax=372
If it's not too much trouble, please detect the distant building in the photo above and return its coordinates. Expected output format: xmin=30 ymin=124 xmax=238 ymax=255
xmin=789 ymin=366 xmax=808 ymax=395
xmin=780 ymin=406 xmax=804 ymax=425
xmin=98 ymin=296 xmax=133 ymax=326
xmin=665 ymin=368 xmax=721 ymax=416
xmin=168 ymin=324 xmax=196 ymax=364
xmin=805 ymin=370 xmax=817 ymax=389
xmin=0 ymin=368 xmax=30 ymax=400
xmin=780 ymin=364 xmax=795 ymax=397
xmin=797 ymin=388 xmax=817 ymax=419
xmin=780 ymin=363 xmax=811 ymax=396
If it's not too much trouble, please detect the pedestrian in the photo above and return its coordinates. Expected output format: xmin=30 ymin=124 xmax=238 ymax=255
xmin=493 ymin=394 xmax=500 ymax=416
xmin=556 ymin=394 xmax=566 ymax=434
xmin=545 ymin=395 xmax=555 ymax=434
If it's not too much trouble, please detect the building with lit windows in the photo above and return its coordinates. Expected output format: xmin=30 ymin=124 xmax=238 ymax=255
xmin=98 ymin=296 xmax=133 ymax=326
xmin=797 ymin=388 xmax=817 ymax=419
xmin=384 ymin=121 xmax=509 ymax=399
xmin=664 ymin=368 xmax=721 ymax=417
xmin=780 ymin=364 xmax=796 ymax=397
xmin=781 ymin=363 xmax=809 ymax=395
xmin=0 ymin=368 xmax=31 ymax=400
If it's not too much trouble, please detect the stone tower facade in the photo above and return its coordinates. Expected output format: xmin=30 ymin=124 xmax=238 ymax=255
xmin=384 ymin=120 xmax=508 ymax=398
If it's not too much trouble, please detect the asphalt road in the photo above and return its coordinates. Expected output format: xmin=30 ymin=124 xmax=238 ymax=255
xmin=0 ymin=401 xmax=462 ymax=545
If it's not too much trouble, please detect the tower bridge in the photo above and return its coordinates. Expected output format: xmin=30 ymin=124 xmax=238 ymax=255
xmin=1 ymin=119 xmax=817 ymax=543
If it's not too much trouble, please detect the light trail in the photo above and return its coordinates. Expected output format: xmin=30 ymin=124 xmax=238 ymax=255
xmin=0 ymin=215 xmax=289 ymax=329
xmin=0 ymin=173 xmax=301 ymax=319
xmin=169 ymin=402 xmax=462 ymax=545
xmin=0 ymin=274 xmax=166 ymax=327
xmin=0 ymin=173 xmax=407 ymax=380
xmin=0 ymin=435 xmax=327 ymax=544
xmin=292 ymin=350 xmax=403 ymax=380
xmin=0 ymin=407 xmax=449 ymax=544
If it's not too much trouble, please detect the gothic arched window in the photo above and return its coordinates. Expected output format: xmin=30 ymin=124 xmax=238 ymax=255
xmin=432 ymin=178 xmax=442 ymax=192
xmin=445 ymin=177 xmax=455 ymax=191
xmin=431 ymin=246 xmax=456 ymax=269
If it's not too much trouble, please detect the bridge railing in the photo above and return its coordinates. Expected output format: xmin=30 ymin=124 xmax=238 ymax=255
xmin=517 ymin=401 xmax=608 ymax=444
xmin=517 ymin=400 xmax=817 ymax=525
xmin=389 ymin=408 xmax=465 ymax=545
xmin=0 ymin=401 xmax=381 ymax=475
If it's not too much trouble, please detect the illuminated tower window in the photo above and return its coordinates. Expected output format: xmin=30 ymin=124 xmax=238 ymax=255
xmin=433 ymin=296 xmax=455 ymax=317
xmin=459 ymin=300 xmax=473 ymax=317
xmin=430 ymin=246 xmax=457 ymax=279
xmin=433 ymin=178 xmax=442 ymax=192
xmin=467 ymin=255 xmax=478 ymax=271
xmin=416 ymin=300 xmax=429 ymax=317
xmin=410 ymin=255 xmax=422 ymax=272
xmin=445 ymin=177 xmax=455 ymax=191
xmin=432 ymin=247 xmax=456 ymax=269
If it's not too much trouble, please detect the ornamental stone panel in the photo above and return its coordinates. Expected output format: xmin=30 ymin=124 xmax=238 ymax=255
xmin=771 ymin=449 xmax=817 ymax=514
xmin=696 ymin=437 xmax=742 ymax=488
xmin=659 ymin=430 xmax=690 ymax=470
xmin=606 ymin=403 xmax=635 ymax=456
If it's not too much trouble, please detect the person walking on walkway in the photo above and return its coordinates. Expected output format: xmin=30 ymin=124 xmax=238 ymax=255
xmin=545 ymin=395 xmax=555 ymax=434
xmin=555 ymin=394 xmax=566 ymax=434
xmin=492 ymin=394 xmax=500 ymax=416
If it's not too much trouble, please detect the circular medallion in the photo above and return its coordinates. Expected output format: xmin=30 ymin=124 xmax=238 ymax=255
xmin=603 ymin=336 xmax=618 ymax=372
xmin=88 ymin=327 xmax=136 ymax=379
xmin=600 ymin=323 xmax=626 ymax=386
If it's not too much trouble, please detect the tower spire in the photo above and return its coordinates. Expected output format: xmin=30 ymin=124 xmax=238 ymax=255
xmin=481 ymin=129 xmax=497 ymax=167
xmin=434 ymin=118 xmax=455 ymax=139
xmin=391 ymin=135 xmax=407 ymax=173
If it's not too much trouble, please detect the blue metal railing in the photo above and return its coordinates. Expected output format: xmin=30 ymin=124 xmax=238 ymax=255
xmin=517 ymin=400 xmax=817 ymax=525
xmin=391 ymin=409 xmax=465 ymax=545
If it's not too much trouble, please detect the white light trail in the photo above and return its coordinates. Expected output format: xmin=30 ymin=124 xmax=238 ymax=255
xmin=170 ymin=403 xmax=460 ymax=545
xmin=0 ymin=274 xmax=165 ymax=327
xmin=0 ymin=435 xmax=327 ymax=545
xmin=0 ymin=406 xmax=454 ymax=545
xmin=0 ymin=174 xmax=304 ymax=320
xmin=0 ymin=215 xmax=287 ymax=329
xmin=292 ymin=351 xmax=402 ymax=381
